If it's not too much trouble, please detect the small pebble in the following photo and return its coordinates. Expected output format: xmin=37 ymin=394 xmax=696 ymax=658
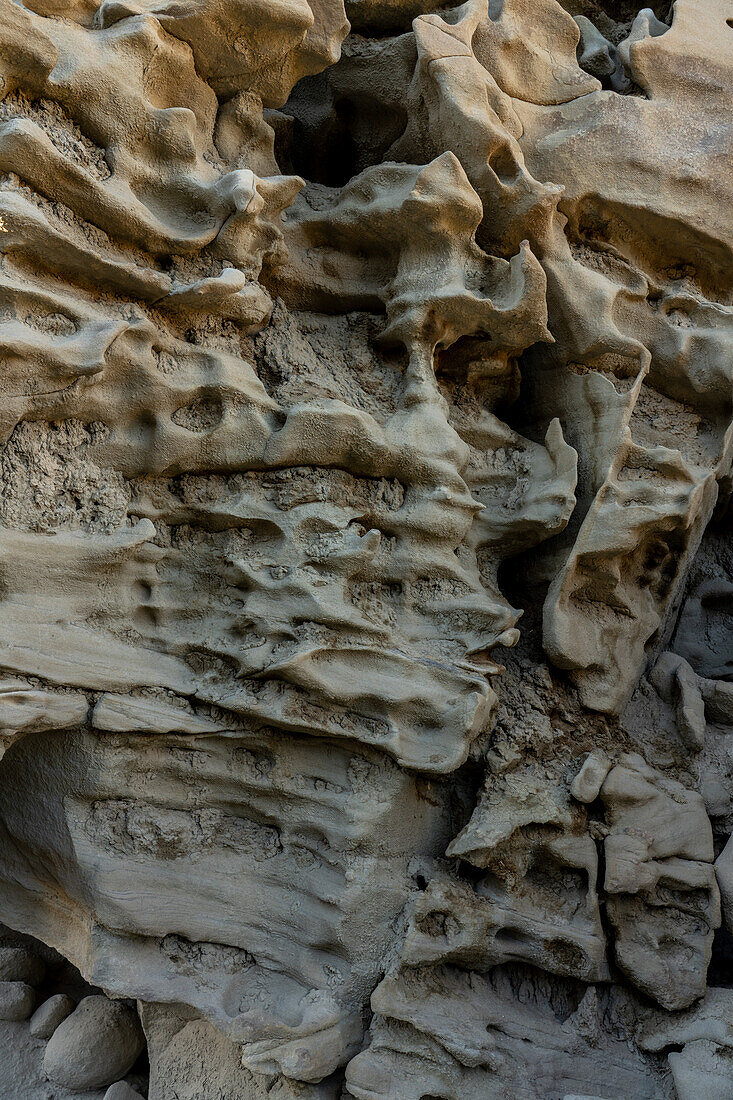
xmin=571 ymin=749 xmax=612 ymax=804
xmin=104 ymin=1082 xmax=145 ymax=1100
xmin=0 ymin=980 xmax=35 ymax=1021
xmin=29 ymin=993 xmax=76 ymax=1039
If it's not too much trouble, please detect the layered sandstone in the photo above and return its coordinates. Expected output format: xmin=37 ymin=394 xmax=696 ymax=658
xmin=0 ymin=0 xmax=731 ymax=1097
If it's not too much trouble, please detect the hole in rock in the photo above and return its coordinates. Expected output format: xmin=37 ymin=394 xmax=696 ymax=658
xmin=283 ymin=72 xmax=408 ymax=186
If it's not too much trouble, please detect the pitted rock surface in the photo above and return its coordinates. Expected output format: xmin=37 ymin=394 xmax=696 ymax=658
xmin=0 ymin=0 xmax=731 ymax=1097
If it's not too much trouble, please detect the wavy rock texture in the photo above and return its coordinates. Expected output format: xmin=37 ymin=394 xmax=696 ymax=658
xmin=0 ymin=0 xmax=731 ymax=1096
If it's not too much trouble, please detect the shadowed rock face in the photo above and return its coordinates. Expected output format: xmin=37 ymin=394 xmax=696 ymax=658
xmin=0 ymin=0 xmax=730 ymax=1096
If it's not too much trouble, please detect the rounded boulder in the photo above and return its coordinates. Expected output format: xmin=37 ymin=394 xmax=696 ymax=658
xmin=29 ymin=993 xmax=76 ymax=1039
xmin=42 ymin=995 xmax=145 ymax=1090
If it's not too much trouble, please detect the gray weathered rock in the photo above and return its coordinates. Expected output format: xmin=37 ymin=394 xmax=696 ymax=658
xmin=600 ymin=754 xmax=720 ymax=1009
xmin=104 ymin=1082 xmax=145 ymax=1100
xmin=571 ymin=749 xmax=612 ymax=804
xmin=0 ymin=981 xmax=35 ymax=1021
xmin=29 ymin=993 xmax=76 ymax=1039
xmin=43 ymin=996 xmax=145 ymax=1090
xmin=0 ymin=947 xmax=44 ymax=987
xmin=0 ymin=0 xmax=730 ymax=1095
xmin=638 ymin=987 xmax=733 ymax=1100
xmin=715 ymin=834 xmax=733 ymax=933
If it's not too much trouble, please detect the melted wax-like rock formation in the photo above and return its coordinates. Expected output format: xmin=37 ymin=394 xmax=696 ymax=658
xmin=0 ymin=0 xmax=731 ymax=1096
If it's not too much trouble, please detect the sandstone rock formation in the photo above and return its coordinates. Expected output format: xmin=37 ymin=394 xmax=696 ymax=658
xmin=0 ymin=0 xmax=730 ymax=1096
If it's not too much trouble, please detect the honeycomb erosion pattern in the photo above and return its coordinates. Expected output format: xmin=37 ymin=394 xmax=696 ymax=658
xmin=0 ymin=0 xmax=731 ymax=1096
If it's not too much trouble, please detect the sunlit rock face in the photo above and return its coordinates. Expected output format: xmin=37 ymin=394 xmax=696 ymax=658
xmin=0 ymin=0 xmax=731 ymax=1096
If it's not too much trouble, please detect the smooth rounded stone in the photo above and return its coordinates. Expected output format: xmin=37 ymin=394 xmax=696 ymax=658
xmin=103 ymin=1082 xmax=145 ymax=1100
xmin=571 ymin=749 xmax=612 ymax=804
xmin=0 ymin=946 xmax=45 ymax=987
xmin=0 ymin=980 xmax=35 ymax=1021
xmin=42 ymin=995 xmax=145 ymax=1090
xmin=29 ymin=993 xmax=76 ymax=1039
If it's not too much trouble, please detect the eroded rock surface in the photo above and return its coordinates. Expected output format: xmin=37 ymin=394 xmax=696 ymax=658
xmin=0 ymin=0 xmax=730 ymax=1096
